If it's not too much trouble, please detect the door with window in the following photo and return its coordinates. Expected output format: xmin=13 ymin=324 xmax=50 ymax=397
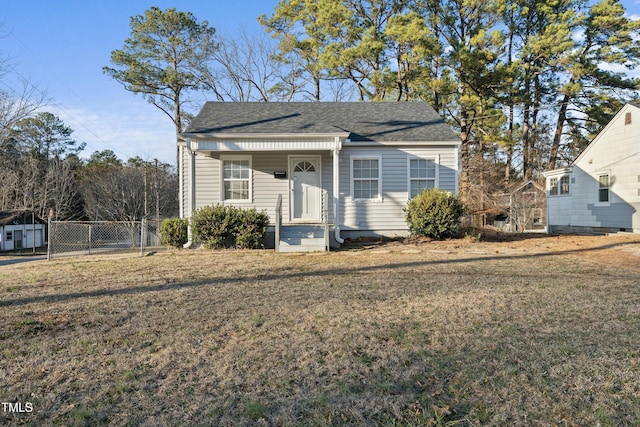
xmin=290 ymin=156 xmax=321 ymax=221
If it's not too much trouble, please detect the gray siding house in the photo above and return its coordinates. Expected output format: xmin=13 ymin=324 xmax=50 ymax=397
xmin=544 ymin=102 xmax=640 ymax=234
xmin=178 ymin=102 xmax=460 ymax=250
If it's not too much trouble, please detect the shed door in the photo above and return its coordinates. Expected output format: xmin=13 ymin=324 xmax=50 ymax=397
xmin=290 ymin=157 xmax=321 ymax=221
xmin=14 ymin=230 xmax=23 ymax=249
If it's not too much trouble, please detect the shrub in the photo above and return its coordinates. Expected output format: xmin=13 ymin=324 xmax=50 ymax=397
xmin=190 ymin=204 xmax=269 ymax=249
xmin=159 ymin=218 xmax=188 ymax=248
xmin=404 ymin=188 xmax=465 ymax=239
xmin=191 ymin=204 xmax=239 ymax=249
xmin=234 ymin=208 xmax=270 ymax=249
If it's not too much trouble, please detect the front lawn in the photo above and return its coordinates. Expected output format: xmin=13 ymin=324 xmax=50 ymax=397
xmin=1 ymin=234 xmax=639 ymax=426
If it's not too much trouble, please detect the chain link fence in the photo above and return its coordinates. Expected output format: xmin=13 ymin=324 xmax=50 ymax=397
xmin=47 ymin=220 xmax=161 ymax=260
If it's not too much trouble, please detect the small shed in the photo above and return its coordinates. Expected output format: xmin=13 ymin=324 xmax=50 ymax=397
xmin=477 ymin=180 xmax=546 ymax=232
xmin=0 ymin=210 xmax=46 ymax=252
xmin=506 ymin=180 xmax=546 ymax=232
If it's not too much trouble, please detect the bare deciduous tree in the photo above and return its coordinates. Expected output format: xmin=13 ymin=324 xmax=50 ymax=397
xmin=194 ymin=30 xmax=302 ymax=102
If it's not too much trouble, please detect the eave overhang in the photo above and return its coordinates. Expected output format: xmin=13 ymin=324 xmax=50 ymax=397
xmin=180 ymin=132 xmax=349 ymax=152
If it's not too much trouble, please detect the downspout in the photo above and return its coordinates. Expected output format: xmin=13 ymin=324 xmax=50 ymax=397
xmin=333 ymin=137 xmax=344 ymax=244
xmin=183 ymin=137 xmax=196 ymax=248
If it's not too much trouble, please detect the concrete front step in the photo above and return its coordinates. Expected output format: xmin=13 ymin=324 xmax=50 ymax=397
xmin=278 ymin=243 xmax=327 ymax=253
xmin=278 ymin=225 xmax=327 ymax=252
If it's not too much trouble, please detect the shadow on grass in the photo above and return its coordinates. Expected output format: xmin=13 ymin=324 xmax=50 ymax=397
xmin=1 ymin=240 xmax=637 ymax=307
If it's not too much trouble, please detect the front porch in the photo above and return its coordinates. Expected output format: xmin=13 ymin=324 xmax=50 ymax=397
xmin=180 ymin=134 xmax=345 ymax=252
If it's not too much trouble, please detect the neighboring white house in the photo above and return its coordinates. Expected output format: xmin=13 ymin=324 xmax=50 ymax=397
xmin=544 ymin=102 xmax=640 ymax=234
xmin=0 ymin=210 xmax=46 ymax=252
xmin=178 ymin=102 xmax=461 ymax=250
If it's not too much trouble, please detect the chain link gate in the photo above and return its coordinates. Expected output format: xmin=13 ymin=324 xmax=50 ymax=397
xmin=47 ymin=220 xmax=160 ymax=260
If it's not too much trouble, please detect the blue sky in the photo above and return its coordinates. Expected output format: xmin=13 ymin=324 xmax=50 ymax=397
xmin=2 ymin=1 xmax=278 ymax=164
xmin=2 ymin=1 xmax=639 ymax=165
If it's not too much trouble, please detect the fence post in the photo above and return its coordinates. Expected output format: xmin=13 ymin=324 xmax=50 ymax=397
xmin=47 ymin=217 xmax=52 ymax=261
xmin=140 ymin=219 xmax=146 ymax=256
xmin=88 ymin=224 xmax=92 ymax=255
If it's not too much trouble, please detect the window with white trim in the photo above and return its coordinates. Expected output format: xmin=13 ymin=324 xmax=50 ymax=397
xmin=351 ymin=157 xmax=381 ymax=201
xmin=560 ymin=175 xmax=570 ymax=195
xmin=549 ymin=175 xmax=570 ymax=196
xmin=409 ymin=157 xmax=437 ymax=197
xmin=222 ymin=156 xmax=251 ymax=201
xmin=549 ymin=177 xmax=559 ymax=195
xmin=598 ymin=174 xmax=609 ymax=203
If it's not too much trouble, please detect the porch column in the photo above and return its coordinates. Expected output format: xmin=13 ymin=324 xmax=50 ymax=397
xmin=184 ymin=138 xmax=196 ymax=248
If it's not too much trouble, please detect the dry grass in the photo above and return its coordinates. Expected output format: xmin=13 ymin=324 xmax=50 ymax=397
xmin=1 ymin=234 xmax=640 ymax=426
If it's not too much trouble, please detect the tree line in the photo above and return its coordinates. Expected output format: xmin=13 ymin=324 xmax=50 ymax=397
xmin=2 ymin=1 xmax=638 ymax=221
xmin=0 ymin=112 xmax=178 ymax=221
xmin=0 ymin=23 xmax=178 ymax=222
xmin=103 ymin=1 xmax=639 ymax=212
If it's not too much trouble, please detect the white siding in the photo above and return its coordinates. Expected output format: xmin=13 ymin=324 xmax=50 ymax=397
xmin=339 ymin=145 xmax=459 ymax=233
xmin=0 ymin=224 xmax=45 ymax=251
xmin=193 ymin=151 xmax=334 ymax=225
xmin=194 ymin=153 xmax=220 ymax=209
xmin=183 ymin=144 xmax=460 ymax=235
xmin=547 ymin=104 xmax=640 ymax=232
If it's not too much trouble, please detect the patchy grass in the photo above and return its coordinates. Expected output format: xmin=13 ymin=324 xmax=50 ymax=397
xmin=1 ymin=234 xmax=639 ymax=426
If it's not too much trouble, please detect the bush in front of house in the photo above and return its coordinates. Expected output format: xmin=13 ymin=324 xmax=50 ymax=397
xmin=191 ymin=204 xmax=239 ymax=249
xmin=404 ymin=188 xmax=465 ymax=239
xmin=234 ymin=208 xmax=270 ymax=249
xmin=160 ymin=218 xmax=189 ymax=248
xmin=190 ymin=204 xmax=269 ymax=249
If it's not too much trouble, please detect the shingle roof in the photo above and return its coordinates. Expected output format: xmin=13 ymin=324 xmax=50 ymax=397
xmin=183 ymin=102 xmax=459 ymax=142
xmin=0 ymin=210 xmax=44 ymax=226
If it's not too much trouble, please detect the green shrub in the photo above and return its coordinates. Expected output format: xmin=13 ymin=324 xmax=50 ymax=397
xmin=404 ymin=188 xmax=465 ymax=239
xmin=234 ymin=208 xmax=270 ymax=249
xmin=191 ymin=204 xmax=239 ymax=249
xmin=159 ymin=218 xmax=189 ymax=248
xmin=190 ymin=204 xmax=269 ymax=249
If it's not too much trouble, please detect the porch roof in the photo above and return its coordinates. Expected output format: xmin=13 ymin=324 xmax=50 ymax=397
xmin=188 ymin=137 xmax=343 ymax=152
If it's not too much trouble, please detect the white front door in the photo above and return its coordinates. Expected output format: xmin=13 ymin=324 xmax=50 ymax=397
xmin=290 ymin=156 xmax=321 ymax=221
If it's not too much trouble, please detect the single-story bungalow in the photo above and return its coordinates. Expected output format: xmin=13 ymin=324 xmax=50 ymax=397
xmin=178 ymin=102 xmax=461 ymax=251
xmin=0 ymin=210 xmax=46 ymax=252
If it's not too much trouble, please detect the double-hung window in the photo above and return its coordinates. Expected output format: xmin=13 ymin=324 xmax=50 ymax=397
xmin=560 ymin=176 xmax=570 ymax=195
xmin=549 ymin=175 xmax=570 ymax=196
xmin=598 ymin=174 xmax=610 ymax=203
xmin=408 ymin=157 xmax=437 ymax=198
xmin=222 ymin=156 xmax=251 ymax=201
xmin=351 ymin=157 xmax=381 ymax=201
xmin=549 ymin=177 xmax=559 ymax=195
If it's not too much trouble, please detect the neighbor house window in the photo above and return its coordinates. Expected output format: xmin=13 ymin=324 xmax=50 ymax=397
xmin=549 ymin=177 xmax=559 ymax=195
xmin=408 ymin=157 xmax=438 ymax=197
xmin=222 ymin=156 xmax=251 ymax=201
xmin=6 ymin=231 xmax=12 ymax=241
xmin=351 ymin=157 xmax=381 ymax=201
xmin=560 ymin=175 xmax=570 ymax=195
xmin=549 ymin=176 xmax=569 ymax=196
xmin=598 ymin=174 xmax=609 ymax=203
